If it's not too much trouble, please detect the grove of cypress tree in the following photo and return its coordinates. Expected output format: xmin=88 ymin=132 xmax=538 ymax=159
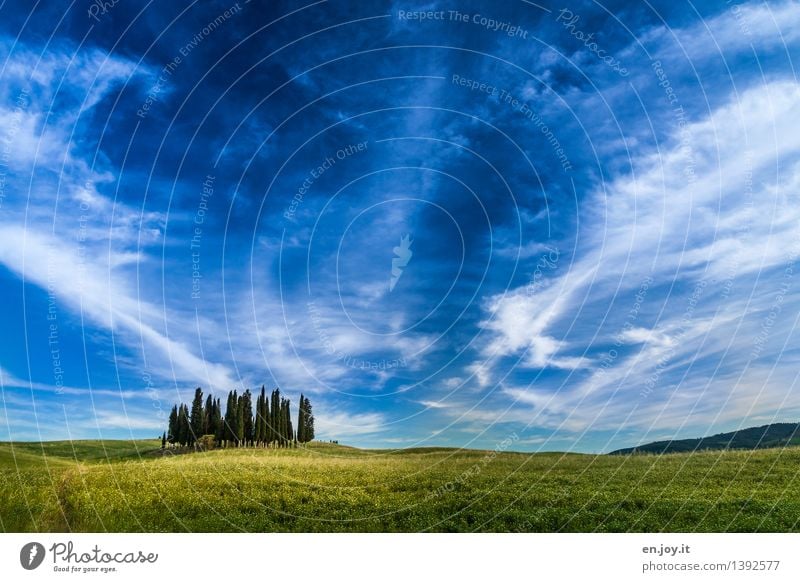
xmin=165 ymin=387 xmax=318 ymax=450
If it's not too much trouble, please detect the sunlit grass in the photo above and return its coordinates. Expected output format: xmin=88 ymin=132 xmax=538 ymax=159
xmin=2 ymin=441 xmax=800 ymax=532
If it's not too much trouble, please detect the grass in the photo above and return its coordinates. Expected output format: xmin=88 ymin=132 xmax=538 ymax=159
xmin=2 ymin=440 xmax=800 ymax=532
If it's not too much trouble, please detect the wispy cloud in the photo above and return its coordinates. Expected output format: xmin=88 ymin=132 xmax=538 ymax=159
xmin=477 ymin=79 xmax=800 ymax=438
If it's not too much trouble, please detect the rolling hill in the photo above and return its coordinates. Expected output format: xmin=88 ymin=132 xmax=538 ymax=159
xmin=3 ymin=439 xmax=800 ymax=532
xmin=609 ymin=422 xmax=800 ymax=455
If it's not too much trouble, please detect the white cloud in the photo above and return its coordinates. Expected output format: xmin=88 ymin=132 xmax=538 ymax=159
xmin=0 ymin=39 xmax=236 ymax=393
xmin=90 ymin=411 xmax=165 ymax=431
xmin=314 ymin=410 xmax=388 ymax=438
xmin=416 ymin=399 xmax=449 ymax=409
xmin=619 ymin=326 xmax=675 ymax=347
xmin=479 ymin=265 xmax=596 ymax=371
xmin=0 ymin=225 xmax=236 ymax=389
xmin=481 ymin=79 xmax=800 ymax=368
xmin=475 ymin=78 xmax=800 ymax=438
xmin=638 ymin=0 xmax=800 ymax=61
xmin=0 ymin=365 xmax=144 ymax=399
xmin=442 ymin=377 xmax=462 ymax=388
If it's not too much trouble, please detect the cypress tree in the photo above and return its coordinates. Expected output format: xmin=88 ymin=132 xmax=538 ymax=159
xmin=177 ymin=403 xmax=190 ymax=446
xmin=203 ymin=394 xmax=214 ymax=435
xmin=232 ymin=390 xmax=240 ymax=444
xmin=254 ymin=390 xmax=263 ymax=444
xmin=236 ymin=391 xmax=245 ymax=445
xmin=303 ymin=397 xmax=315 ymax=442
xmin=233 ymin=390 xmax=242 ymax=445
xmin=242 ymin=389 xmax=254 ymax=446
xmin=258 ymin=386 xmax=267 ymax=446
xmin=183 ymin=403 xmax=191 ymax=446
xmin=287 ymin=400 xmax=294 ymax=445
xmin=161 ymin=431 xmax=166 ymax=450
xmin=224 ymin=391 xmax=237 ymax=446
xmin=212 ymin=397 xmax=221 ymax=437
xmin=175 ymin=404 xmax=182 ymax=446
xmin=177 ymin=404 xmax=184 ymax=446
xmin=297 ymin=395 xmax=306 ymax=444
xmin=277 ymin=399 xmax=284 ymax=446
xmin=267 ymin=388 xmax=272 ymax=445
xmin=214 ymin=397 xmax=225 ymax=442
xmin=280 ymin=398 xmax=290 ymax=446
xmin=276 ymin=393 xmax=282 ymax=444
xmin=167 ymin=405 xmax=178 ymax=445
xmin=270 ymin=389 xmax=280 ymax=446
xmin=189 ymin=387 xmax=204 ymax=447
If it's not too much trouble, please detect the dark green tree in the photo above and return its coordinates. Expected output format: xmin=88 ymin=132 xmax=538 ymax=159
xmin=165 ymin=387 xmax=317 ymax=450
xmin=278 ymin=398 xmax=292 ymax=446
xmin=270 ymin=388 xmax=281 ymax=445
xmin=161 ymin=431 xmax=166 ymax=450
xmin=297 ymin=395 xmax=306 ymax=444
xmin=235 ymin=391 xmax=245 ymax=445
xmin=202 ymin=394 xmax=216 ymax=434
xmin=254 ymin=390 xmax=263 ymax=444
xmin=287 ymin=402 xmax=294 ymax=445
xmin=279 ymin=398 xmax=287 ymax=446
xmin=241 ymin=389 xmax=254 ymax=446
xmin=214 ymin=397 xmax=225 ymax=442
xmin=257 ymin=386 xmax=269 ymax=446
xmin=189 ymin=387 xmax=205 ymax=447
xmin=208 ymin=396 xmax=221 ymax=438
xmin=303 ymin=397 xmax=314 ymax=442
xmin=167 ymin=405 xmax=178 ymax=445
xmin=224 ymin=390 xmax=238 ymax=446
xmin=177 ymin=403 xmax=190 ymax=446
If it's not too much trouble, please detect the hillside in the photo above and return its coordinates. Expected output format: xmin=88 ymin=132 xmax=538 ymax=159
xmin=3 ymin=439 xmax=800 ymax=532
xmin=609 ymin=422 xmax=800 ymax=455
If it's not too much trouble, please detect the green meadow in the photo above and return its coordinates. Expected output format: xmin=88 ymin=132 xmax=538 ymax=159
xmin=2 ymin=440 xmax=800 ymax=532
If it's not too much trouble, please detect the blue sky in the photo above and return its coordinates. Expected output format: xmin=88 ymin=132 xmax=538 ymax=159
xmin=0 ymin=0 xmax=799 ymax=452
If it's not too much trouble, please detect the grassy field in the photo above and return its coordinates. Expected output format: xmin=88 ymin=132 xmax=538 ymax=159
xmin=2 ymin=440 xmax=800 ymax=532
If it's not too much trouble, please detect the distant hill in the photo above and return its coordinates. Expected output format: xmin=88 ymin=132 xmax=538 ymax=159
xmin=609 ymin=423 xmax=800 ymax=455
